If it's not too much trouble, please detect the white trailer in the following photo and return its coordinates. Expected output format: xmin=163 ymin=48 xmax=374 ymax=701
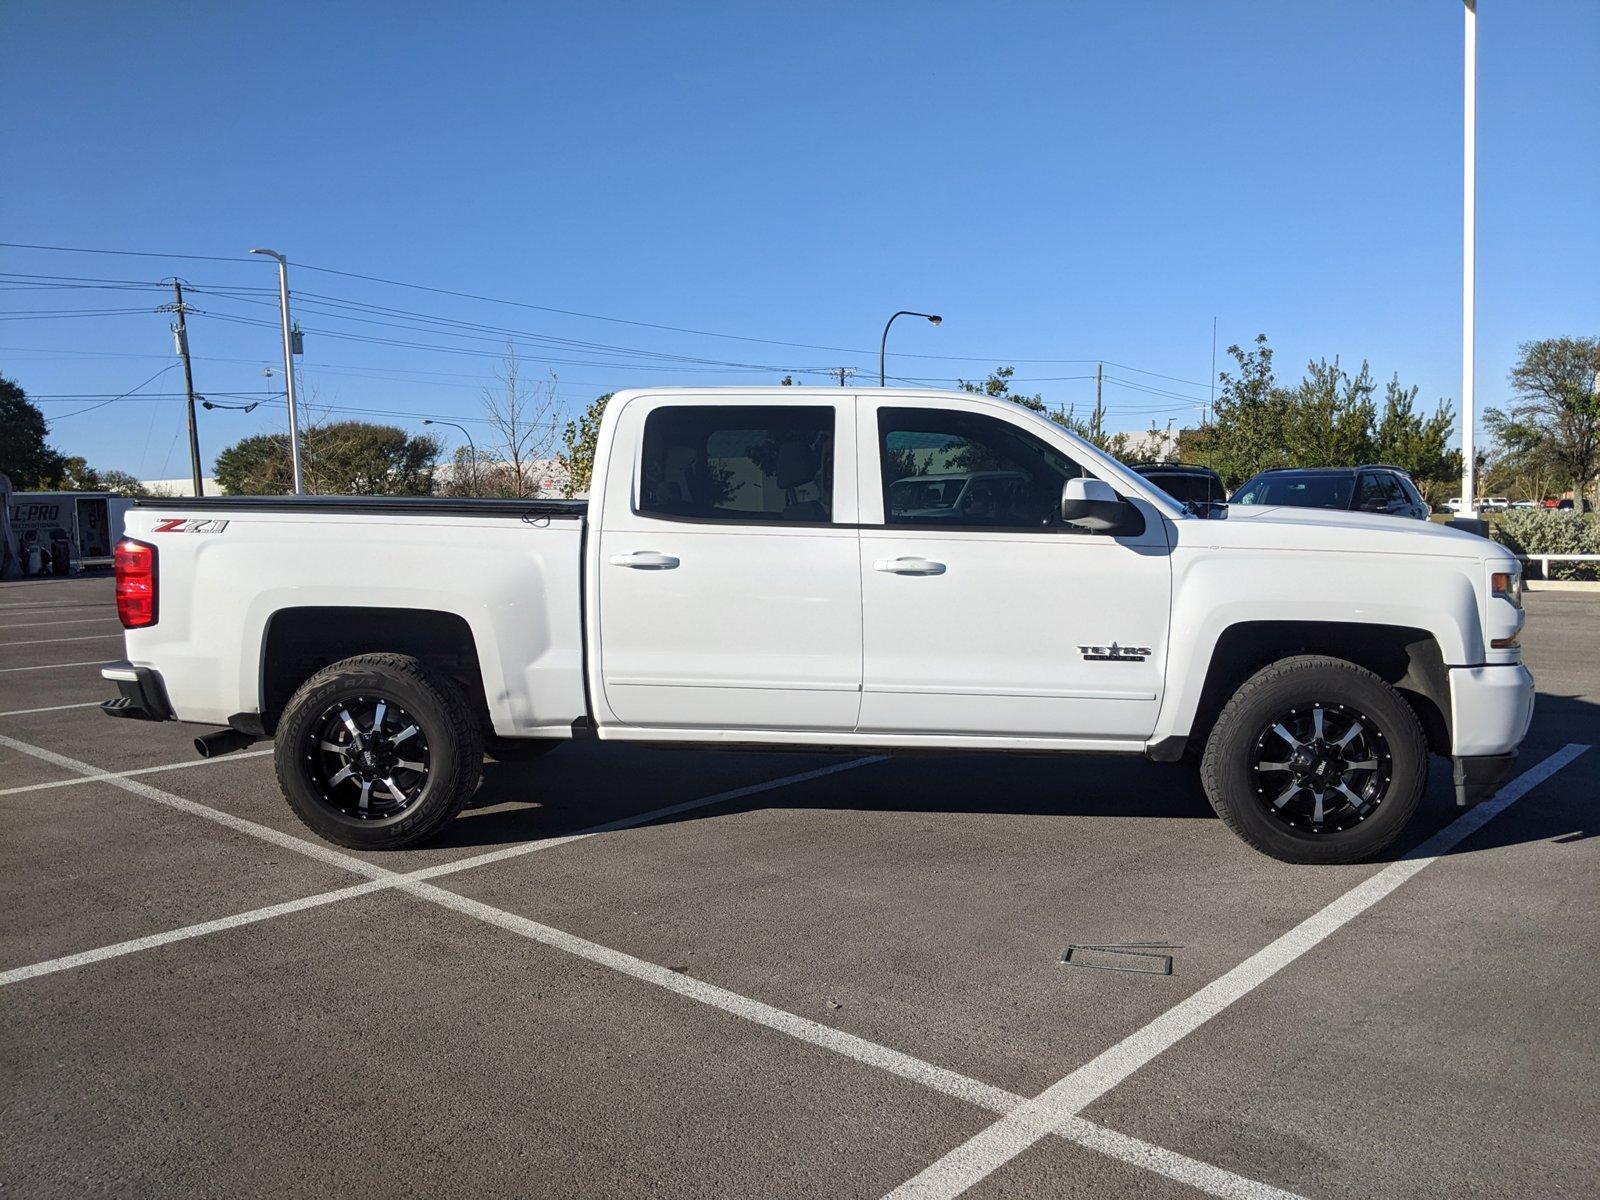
xmin=8 ymin=491 xmax=136 ymax=569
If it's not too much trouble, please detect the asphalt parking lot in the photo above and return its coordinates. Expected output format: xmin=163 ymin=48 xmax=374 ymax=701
xmin=1 ymin=576 xmax=1595 ymax=1199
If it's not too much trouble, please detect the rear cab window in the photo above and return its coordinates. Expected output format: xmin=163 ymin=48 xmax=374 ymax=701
xmin=638 ymin=405 xmax=835 ymax=524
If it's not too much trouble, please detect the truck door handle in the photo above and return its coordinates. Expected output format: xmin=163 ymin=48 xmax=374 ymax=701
xmin=609 ymin=551 xmax=680 ymax=570
xmin=873 ymin=556 xmax=946 ymax=576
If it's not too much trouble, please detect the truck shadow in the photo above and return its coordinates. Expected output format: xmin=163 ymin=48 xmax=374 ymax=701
xmin=443 ymin=692 xmax=1595 ymax=864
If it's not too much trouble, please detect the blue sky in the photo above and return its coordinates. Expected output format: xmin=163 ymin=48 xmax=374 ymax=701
xmin=3 ymin=1 xmax=1596 ymax=479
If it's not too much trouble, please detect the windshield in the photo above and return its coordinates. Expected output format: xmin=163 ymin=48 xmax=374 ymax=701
xmin=1145 ymin=473 xmax=1216 ymax=504
xmin=1232 ymin=474 xmax=1354 ymax=509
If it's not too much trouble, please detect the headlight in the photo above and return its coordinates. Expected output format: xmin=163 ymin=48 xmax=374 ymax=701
xmin=1491 ymin=569 xmax=1523 ymax=608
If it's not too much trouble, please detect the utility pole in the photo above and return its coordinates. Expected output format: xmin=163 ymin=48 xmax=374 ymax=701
xmin=1095 ymin=361 xmax=1103 ymax=413
xmin=161 ymin=280 xmax=203 ymax=496
xmin=1458 ymin=0 xmax=1479 ymax=526
xmin=829 ymin=367 xmax=856 ymax=388
xmin=251 ymin=248 xmax=305 ymax=494
xmin=1209 ymin=316 xmax=1217 ymax=428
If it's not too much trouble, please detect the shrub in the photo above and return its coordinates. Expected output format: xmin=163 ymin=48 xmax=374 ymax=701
xmin=1495 ymin=510 xmax=1600 ymax=580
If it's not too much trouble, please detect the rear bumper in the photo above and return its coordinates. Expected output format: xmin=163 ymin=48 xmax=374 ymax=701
xmin=99 ymin=661 xmax=174 ymax=722
xmin=1448 ymin=663 xmax=1535 ymax=757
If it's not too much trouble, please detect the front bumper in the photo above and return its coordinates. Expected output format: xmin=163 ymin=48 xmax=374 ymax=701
xmin=1448 ymin=663 xmax=1535 ymax=757
xmin=1452 ymin=752 xmax=1519 ymax=807
xmin=100 ymin=661 xmax=174 ymax=722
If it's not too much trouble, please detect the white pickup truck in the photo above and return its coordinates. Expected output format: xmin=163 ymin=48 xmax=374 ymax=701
xmin=101 ymin=387 xmax=1534 ymax=864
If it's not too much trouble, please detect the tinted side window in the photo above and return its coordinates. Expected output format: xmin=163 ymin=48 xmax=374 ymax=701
xmin=1395 ymin=474 xmax=1424 ymax=507
xmin=879 ymin=407 xmax=1084 ymax=529
xmin=639 ymin=405 xmax=834 ymax=523
xmin=1356 ymin=473 xmax=1389 ymax=510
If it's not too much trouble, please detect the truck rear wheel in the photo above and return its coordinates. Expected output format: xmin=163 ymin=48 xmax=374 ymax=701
xmin=1200 ymin=655 xmax=1427 ymax=864
xmin=274 ymin=653 xmax=484 ymax=850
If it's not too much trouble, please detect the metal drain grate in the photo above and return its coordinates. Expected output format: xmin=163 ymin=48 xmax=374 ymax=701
xmin=1061 ymin=943 xmax=1177 ymax=975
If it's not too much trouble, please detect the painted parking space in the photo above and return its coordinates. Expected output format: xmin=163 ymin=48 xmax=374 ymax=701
xmin=0 ymin=890 xmax=996 ymax=1199
xmin=0 ymin=779 xmax=356 ymax=974
xmin=1 ymin=577 xmax=1595 ymax=1198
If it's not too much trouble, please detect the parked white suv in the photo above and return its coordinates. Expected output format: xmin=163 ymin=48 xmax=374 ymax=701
xmin=101 ymin=388 xmax=1534 ymax=864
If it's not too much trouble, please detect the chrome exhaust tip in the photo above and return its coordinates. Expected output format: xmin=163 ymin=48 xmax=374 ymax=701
xmin=194 ymin=728 xmax=257 ymax=759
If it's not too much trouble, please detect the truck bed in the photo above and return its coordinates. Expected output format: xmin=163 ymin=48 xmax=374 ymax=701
xmin=119 ymin=494 xmax=589 ymax=736
xmin=134 ymin=495 xmax=588 ymax=519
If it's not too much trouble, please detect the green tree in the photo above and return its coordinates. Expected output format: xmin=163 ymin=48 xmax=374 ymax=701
xmin=95 ymin=469 xmax=149 ymax=497
xmin=1373 ymin=377 xmax=1458 ymax=502
xmin=959 ymin=366 xmax=1131 ymax=456
xmin=214 ymin=422 xmax=440 ymax=495
xmin=1484 ymin=336 xmax=1600 ymax=511
xmin=1191 ymin=336 xmax=1457 ymax=495
xmin=1282 ymin=359 xmax=1377 ymax=467
xmin=1191 ymin=336 xmax=1289 ymax=487
xmin=0 ymin=375 xmax=66 ymax=487
xmin=556 ymin=393 xmax=613 ymax=498
xmin=214 ymin=432 xmax=297 ymax=495
xmin=959 ymin=366 xmax=1046 ymax=412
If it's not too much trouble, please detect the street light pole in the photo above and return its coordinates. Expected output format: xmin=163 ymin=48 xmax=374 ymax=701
xmin=879 ymin=310 xmax=942 ymax=386
xmin=1459 ymin=0 xmax=1478 ymax=523
xmin=423 ymin=419 xmax=479 ymax=494
xmin=251 ymin=248 xmax=305 ymax=494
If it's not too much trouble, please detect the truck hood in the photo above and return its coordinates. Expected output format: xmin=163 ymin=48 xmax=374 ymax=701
xmin=1195 ymin=504 xmax=1506 ymax=561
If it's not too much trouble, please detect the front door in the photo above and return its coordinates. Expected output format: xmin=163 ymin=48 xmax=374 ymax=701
xmin=595 ymin=396 xmax=862 ymax=731
xmin=856 ymin=399 xmax=1172 ymax=741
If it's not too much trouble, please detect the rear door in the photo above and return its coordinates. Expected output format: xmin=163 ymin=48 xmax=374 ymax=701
xmin=855 ymin=398 xmax=1173 ymax=741
xmin=594 ymin=395 xmax=862 ymax=731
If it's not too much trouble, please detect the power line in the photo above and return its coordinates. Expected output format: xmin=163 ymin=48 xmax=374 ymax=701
xmin=0 ymin=241 xmax=255 ymax=264
xmin=44 ymin=364 xmax=178 ymax=421
xmin=0 ymin=308 xmax=156 ymax=320
xmin=0 ymin=242 xmax=1197 ymax=370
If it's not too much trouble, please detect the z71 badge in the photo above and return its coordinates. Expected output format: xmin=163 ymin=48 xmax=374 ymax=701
xmin=1077 ymin=642 xmax=1151 ymax=663
xmin=152 ymin=518 xmax=230 ymax=534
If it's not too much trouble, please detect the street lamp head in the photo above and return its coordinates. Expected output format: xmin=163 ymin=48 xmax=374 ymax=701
xmin=422 ymin=419 xmax=436 ymax=425
xmin=927 ymin=314 xmax=942 ymax=326
xmin=250 ymin=248 xmax=285 ymax=263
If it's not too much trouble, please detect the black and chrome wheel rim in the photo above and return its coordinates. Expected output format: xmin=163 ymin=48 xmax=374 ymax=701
xmin=305 ymin=695 xmax=431 ymax=821
xmin=1250 ymin=702 xmax=1392 ymax=833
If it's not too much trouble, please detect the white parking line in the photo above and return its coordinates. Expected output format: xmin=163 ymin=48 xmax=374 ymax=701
xmin=0 ymin=632 xmax=123 ymax=647
xmin=0 ymin=759 xmax=881 ymax=976
xmin=13 ymin=734 xmax=1584 ymax=1199
xmin=0 ymin=701 xmax=103 ymax=718
xmin=885 ymin=742 xmax=1593 ymax=1200
xmin=0 ymin=749 xmax=274 ymax=796
xmin=0 ymin=617 xmax=121 ymax=630
xmin=0 ymin=881 xmax=392 ymax=986
xmin=403 ymin=874 xmax=1305 ymax=1200
xmin=0 ymin=658 xmax=110 ymax=674
xmin=0 ymin=738 xmax=1294 ymax=1200
xmin=0 ymin=733 xmax=390 ymax=879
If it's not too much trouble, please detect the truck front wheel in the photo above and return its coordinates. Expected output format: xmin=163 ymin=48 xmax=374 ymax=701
xmin=274 ymin=653 xmax=484 ymax=850
xmin=1200 ymin=655 xmax=1427 ymax=864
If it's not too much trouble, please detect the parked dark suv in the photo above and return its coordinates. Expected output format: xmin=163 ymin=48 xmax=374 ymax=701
xmin=1230 ymin=465 xmax=1432 ymax=520
xmin=1132 ymin=464 xmax=1228 ymax=516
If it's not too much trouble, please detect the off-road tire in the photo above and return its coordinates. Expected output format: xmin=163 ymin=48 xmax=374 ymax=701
xmin=275 ymin=653 xmax=483 ymax=850
xmin=1200 ymin=655 xmax=1427 ymax=864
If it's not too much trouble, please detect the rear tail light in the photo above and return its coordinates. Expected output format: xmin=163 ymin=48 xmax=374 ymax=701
xmin=114 ymin=538 xmax=158 ymax=628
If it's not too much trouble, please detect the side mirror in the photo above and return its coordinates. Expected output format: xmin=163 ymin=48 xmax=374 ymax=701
xmin=1061 ymin=477 xmax=1136 ymax=533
